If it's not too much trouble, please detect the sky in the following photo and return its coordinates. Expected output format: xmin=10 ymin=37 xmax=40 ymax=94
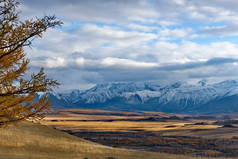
xmin=18 ymin=0 xmax=238 ymax=91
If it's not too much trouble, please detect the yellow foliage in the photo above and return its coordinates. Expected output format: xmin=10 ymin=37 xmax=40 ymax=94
xmin=0 ymin=0 xmax=62 ymax=125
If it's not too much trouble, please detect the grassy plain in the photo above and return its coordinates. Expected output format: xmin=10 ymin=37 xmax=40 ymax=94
xmin=0 ymin=121 xmax=232 ymax=159
xmin=41 ymin=109 xmax=238 ymax=157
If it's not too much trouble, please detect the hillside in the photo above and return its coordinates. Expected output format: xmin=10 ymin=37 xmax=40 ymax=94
xmin=0 ymin=121 xmax=231 ymax=159
xmin=42 ymin=109 xmax=238 ymax=157
xmin=46 ymin=80 xmax=238 ymax=114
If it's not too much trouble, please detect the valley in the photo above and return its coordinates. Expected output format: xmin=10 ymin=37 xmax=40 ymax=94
xmin=41 ymin=108 xmax=238 ymax=157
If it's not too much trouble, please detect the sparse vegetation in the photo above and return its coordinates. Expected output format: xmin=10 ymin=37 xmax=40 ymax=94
xmin=0 ymin=121 xmax=233 ymax=159
xmin=42 ymin=109 xmax=238 ymax=157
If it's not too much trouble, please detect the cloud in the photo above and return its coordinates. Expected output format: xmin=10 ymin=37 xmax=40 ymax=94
xmin=19 ymin=0 xmax=238 ymax=27
xmin=31 ymin=56 xmax=238 ymax=91
xmin=159 ymin=28 xmax=194 ymax=40
xmin=35 ymin=56 xmax=238 ymax=71
xmin=17 ymin=0 xmax=238 ymax=90
xmin=100 ymin=57 xmax=159 ymax=68
xmin=78 ymin=24 xmax=157 ymax=47
xmin=30 ymin=53 xmax=238 ymax=91
xmin=201 ymin=24 xmax=238 ymax=37
xmin=45 ymin=57 xmax=67 ymax=68
xmin=159 ymin=57 xmax=238 ymax=71
xmin=19 ymin=0 xmax=158 ymax=24
xmin=28 ymin=32 xmax=238 ymax=90
xmin=128 ymin=23 xmax=158 ymax=32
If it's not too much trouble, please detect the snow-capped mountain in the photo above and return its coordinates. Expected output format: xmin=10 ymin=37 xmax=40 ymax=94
xmin=47 ymin=80 xmax=238 ymax=114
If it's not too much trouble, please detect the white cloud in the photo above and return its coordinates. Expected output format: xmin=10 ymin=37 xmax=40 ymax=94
xmin=128 ymin=23 xmax=158 ymax=32
xmin=19 ymin=0 xmax=158 ymax=24
xmin=27 ymin=23 xmax=157 ymax=60
xmin=78 ymin=24 xmax=157 ymax=47
xmin=75 ymin=58 xmax=85 ymax=67
xmin=159 ymin=28 xmax=193 ymax=40
xmin=100 ymin=57 xmax=159 ymax=68
xmin=172 ymin=0 xmax=185 ymax=6
xmin=18 ymin=0 xmax=238 ymax=89
xmin=31 ymin=40 xmax=238 ymax=69
xmin=45 ymin=57 xmax=67 ymax=68
xmin=154 ymin=41 xmax=238 ymax=63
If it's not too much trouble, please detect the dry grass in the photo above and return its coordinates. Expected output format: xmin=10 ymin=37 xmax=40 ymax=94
xmin=43 ymin=109 xmax=238 ymax=139
xmin=42 ymin=120 xmax=219 ymax=133
xmin=0 ymin=121 xmax=232 ymax=159
xmin=45 ymin=115 xmax=144 ymax=121
xmin=42 ymin=109 xmax=219 ymax=133
xmin=162 ymin=127 xmax=238 ymax=139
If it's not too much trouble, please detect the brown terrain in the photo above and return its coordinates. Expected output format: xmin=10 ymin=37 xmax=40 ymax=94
xmin=41 ymin=108 xmax=238 ymax=157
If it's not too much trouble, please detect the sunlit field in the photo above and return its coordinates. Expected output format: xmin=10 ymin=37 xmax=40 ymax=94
xmin=0 ymin=121 xmax=232 ymax=159
xmin=39 ymin=109 xmax=238 ymax=157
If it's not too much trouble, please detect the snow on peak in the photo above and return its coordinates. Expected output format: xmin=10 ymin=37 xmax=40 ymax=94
xmin=49 ymin=80 xmax=238 ymax=112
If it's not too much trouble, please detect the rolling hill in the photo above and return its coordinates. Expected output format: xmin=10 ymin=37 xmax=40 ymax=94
xmin=0 ymin=121 xmax=231 ymax=159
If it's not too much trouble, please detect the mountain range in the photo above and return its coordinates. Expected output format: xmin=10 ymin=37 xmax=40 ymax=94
xmin=44 ymin=80 xmax=238 ymax=114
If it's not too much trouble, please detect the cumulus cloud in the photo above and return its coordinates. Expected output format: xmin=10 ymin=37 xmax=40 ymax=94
xmin=159 ymin=28 xmax=194 ymax=40
xmin=45 ymin=57 xmax=67 ymax=68
xmin=100 ymin=57 xmax=159 ymax=68
xmin=18 ymin=0 xmax=238 ymax=90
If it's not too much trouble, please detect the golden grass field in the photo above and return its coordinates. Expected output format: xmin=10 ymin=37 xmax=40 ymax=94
xmin=42 ymin=120 xmax=219 ymax=132
xmin=0 ymin=121 xmax=232 ymax=159
xmin=39 ymin=109 xmax=238 ymax=157
xmin=42 ymin=109 xmax=225 ymax=137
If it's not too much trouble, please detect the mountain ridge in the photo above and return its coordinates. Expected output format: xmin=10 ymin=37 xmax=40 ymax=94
xmin=44 ymin=80 xmax=238 ymax=114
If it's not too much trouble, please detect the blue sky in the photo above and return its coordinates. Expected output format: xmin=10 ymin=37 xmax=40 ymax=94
xmin=19 ymin=0 xmax=238 ymax=90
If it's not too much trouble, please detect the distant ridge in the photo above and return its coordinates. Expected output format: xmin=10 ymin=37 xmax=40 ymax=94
xmin=42 ymin=80 xmax=238 ymax=114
